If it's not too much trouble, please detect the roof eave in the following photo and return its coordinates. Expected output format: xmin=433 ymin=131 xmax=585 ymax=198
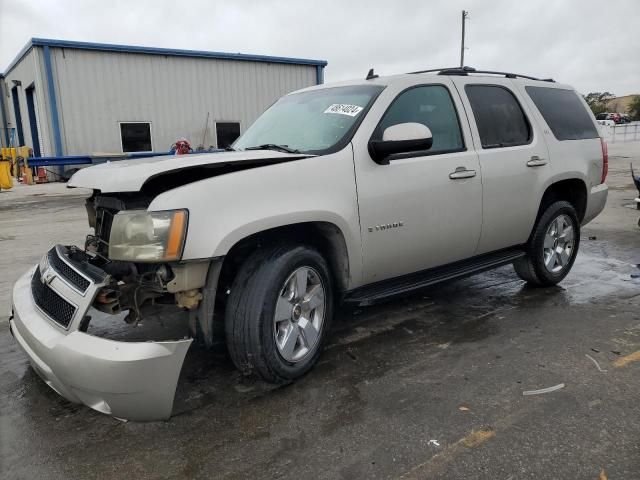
xmin=2 ymin=38 xmax=327 ymax=76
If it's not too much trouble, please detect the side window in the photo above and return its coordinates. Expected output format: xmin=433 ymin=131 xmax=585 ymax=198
xmin=465 ymin=85 xmax=531 ymax=148
xmin=374 ymin=85 xmax=464 ymax=155
xmin=526 ymin=86 xmax=599 ymax=141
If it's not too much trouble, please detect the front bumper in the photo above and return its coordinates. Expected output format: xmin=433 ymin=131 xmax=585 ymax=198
xmin=10 ymin=247 xmax=192 ymax=421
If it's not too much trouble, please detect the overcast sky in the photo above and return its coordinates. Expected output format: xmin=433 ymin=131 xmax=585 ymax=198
xmin=1 ymin=0 xmax=638 ymax=96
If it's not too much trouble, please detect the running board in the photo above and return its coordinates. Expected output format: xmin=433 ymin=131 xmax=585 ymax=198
xmin=344 ymin=248 xmax=526 ymax=306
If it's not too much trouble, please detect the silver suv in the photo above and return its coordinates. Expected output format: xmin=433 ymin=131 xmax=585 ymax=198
xmin=10 ymin=66 xmax=608 ymax=420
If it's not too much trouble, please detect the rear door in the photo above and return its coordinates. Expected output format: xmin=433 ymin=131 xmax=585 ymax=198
xmin=451 ymin=77 xmax=549 ymax=254
xmin=513 ymin=81 xmax=604 ymax=192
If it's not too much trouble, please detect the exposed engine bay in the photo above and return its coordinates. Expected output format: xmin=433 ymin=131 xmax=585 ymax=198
xmin=81 ymin=191 xmax=210 ymax=334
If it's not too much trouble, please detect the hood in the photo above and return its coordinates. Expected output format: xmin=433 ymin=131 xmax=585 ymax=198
xmin=67 ymin=150 xmax=311 ymax=193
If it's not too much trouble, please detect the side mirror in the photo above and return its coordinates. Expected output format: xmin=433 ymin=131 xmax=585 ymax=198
xmin=368 ymin=123 xmax=433 ymax=165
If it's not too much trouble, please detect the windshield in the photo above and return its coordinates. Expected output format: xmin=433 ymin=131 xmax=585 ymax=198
xmin=233 ymin=85 xmax=384 ymax=155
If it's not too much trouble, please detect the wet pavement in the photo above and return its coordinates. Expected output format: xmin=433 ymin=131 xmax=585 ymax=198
xmin=1 ymin=144 xmax=639 ymax=479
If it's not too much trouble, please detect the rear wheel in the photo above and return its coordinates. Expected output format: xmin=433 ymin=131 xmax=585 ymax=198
xmin=225 ymin=244 xmax=334 ymax=383
xmin=514 ymin=201 xmax=580 ymax=286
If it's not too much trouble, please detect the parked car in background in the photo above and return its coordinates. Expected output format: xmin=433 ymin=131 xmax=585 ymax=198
xmin=596 ymin=113 xmax=616 ymax=127
xmin=10 ymin=66 xmax=608 ymax=421
xmin=619 ymin=113 xmax=632 ymax=123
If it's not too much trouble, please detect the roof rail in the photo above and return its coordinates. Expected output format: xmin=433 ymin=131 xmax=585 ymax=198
xmin=409 ymin=66 xmax=555 ymax=82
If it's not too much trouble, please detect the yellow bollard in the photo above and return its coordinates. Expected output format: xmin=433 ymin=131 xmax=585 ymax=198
xmin=0 ymin=159 xmax=13 ymax=189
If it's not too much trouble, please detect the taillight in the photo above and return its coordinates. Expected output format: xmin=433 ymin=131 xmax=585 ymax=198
xmin=600 ymin=137 xmax=608 ymax=184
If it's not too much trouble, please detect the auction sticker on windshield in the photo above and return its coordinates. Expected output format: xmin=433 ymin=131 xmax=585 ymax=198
xmin=324 ymin=104 xmax=364 ymax=116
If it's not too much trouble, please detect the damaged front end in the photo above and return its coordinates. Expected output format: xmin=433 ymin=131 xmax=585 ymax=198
xmin=10 ymin=192 xmax=217 ymax=421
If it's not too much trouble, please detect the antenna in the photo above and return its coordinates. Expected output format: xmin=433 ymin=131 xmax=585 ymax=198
xmin=366 ymin=68 xmax=378 ymax=80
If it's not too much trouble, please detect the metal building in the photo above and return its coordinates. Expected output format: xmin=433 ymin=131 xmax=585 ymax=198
xmin=0 ymin=38 xmax=326 ymax=157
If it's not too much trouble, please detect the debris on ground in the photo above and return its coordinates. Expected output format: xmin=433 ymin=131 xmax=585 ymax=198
xmin=585 ymin=354 xmax=607 ymax=373
xmin=427 ymin=439 xmax=440 ymax=447
xmin=458 ymin=406 xmax=470 ymax=412
xmin=613 ymin=350 xmax=640 ymax=368
xmin=588 ymin=236 xmax=597 ymax=240
xmin=522 ymin=383 xmax=565 ymax=396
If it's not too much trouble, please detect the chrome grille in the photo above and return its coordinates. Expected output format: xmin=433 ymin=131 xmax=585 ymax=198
xmin=47 ymin=247 xmax=90 ymax=293
xmin=31 ymin=266 xmax=77 ymax=328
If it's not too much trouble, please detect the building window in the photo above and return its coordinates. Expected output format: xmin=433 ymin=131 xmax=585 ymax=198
xmin=216 ymin=122 xmax=240 ymax=149
xmin=120 ymin=122 xmax=152 ymax=152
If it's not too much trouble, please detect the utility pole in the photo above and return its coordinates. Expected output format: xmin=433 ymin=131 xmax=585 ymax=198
xmin=460 ymin=10 xmax=469 ymax=67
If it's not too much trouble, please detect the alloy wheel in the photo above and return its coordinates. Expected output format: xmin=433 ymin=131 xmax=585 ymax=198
xmin=273 ymin=266 xmax=325 ymax=362
xmin=543 ymin=214 xmax=575 ymax=273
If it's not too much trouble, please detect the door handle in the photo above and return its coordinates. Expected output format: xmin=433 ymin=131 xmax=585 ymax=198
xmin=449 ymin=167 xmax=477 ymax=179
xmin=527 ymin=156 xmax=548 ymax=167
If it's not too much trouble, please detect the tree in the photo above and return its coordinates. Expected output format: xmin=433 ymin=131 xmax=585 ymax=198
xmin=584 ymin=92 xmax=615 ymax=115
xmin=627 ymin=95 xmax=640 ymax=121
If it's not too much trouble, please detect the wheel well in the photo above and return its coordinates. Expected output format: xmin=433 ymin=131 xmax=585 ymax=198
xmin=217 ymin=222 xmax=350 ymax=302
xmin=538 ymin=179 xmax=588 ymax=223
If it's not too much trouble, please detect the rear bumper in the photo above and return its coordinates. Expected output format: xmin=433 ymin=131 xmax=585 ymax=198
xmin=582 ymin=183 xmax=608 ymax=225
xmin=10 ymin=249 xmax=192 ymax=421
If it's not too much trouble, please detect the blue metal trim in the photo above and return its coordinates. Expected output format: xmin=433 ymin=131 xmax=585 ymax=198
xmin=43 ymin=46 xmax=63 ymax=156
xmin=26 ymin=151 xmax=176 ymax=167
xmin=25 ymin=87 xmax=42 ymax=156
xmin=10 ymin=86 xmax=25 ymax=145
xmin=3 ymin=38 xmax=327 ymax=77
xmin=316 ymin=65 xmax=324 ymax=85
xmin=28 ymin=156 xmax=92 ymax=167
xmin=0 ymin=76 xmax=9 ymax=146
xmin=26 ymin=38 xmax=327 ymax=67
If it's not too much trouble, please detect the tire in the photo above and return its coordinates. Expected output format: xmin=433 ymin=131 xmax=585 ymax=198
xmin=225 ymin=244 xmax=334 ymax=383
xmin=514 ymin=200 xmax=580 ymax=287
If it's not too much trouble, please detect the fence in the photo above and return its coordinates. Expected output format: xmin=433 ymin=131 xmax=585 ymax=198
xmin=599 ymin=122 xmax=640 ymax=143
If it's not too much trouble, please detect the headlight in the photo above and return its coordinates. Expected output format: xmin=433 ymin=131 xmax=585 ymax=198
xmin=108 ymin=209 xmax=188 ymax=262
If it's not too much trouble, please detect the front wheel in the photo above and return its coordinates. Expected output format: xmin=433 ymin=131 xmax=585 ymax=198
xmin=225 ymin=244 xmax=334 ymax=383
xmin=514 ymin=200 xmax=580 ymax=287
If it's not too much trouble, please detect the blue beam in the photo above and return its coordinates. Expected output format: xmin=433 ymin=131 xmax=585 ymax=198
xmin=42 ymin=46 xmax=63 ymax=157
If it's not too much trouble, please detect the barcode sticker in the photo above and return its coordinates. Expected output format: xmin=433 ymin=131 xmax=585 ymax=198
xmin=324 ymin=104 xmax=364 ymax=116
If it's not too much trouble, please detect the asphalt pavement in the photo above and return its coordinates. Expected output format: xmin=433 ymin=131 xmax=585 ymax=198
xmin=1 ymin=143 xmax=639 ymax=479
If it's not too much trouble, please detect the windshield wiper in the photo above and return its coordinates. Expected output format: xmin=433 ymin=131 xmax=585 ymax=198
xmin=244 ymin=144 xmax=300 ymax=154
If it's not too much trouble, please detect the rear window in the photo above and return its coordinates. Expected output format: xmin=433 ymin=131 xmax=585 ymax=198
xmin=465 ymin=85 xmax=531 ymax=148
xmin=526 ymin=87 xmax=599 ymax=141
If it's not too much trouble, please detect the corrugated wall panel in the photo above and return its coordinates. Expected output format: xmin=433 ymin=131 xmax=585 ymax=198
xmin=50 ymin=49 xmax=317 ymax=155
xmin=2 ymin=49 xmax=52 ymax=155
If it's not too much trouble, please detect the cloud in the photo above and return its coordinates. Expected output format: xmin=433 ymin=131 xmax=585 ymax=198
xmin=1 ymin=0 xmax=639 ymax=95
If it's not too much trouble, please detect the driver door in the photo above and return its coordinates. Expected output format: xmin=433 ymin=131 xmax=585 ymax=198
xmin=352 ymin=80 xmax=483 ymax=284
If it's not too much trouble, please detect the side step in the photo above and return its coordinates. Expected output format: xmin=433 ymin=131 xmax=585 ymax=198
xmin=344 ymin=248 xmax=526 ymax=306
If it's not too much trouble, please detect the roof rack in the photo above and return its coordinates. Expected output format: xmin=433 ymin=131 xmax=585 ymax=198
xmin=409 ymin=66 xmax=554 ymax=82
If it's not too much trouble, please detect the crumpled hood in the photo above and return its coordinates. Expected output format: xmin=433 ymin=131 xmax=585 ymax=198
xmin=67 ymin=150 xmax=310 ymax=193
